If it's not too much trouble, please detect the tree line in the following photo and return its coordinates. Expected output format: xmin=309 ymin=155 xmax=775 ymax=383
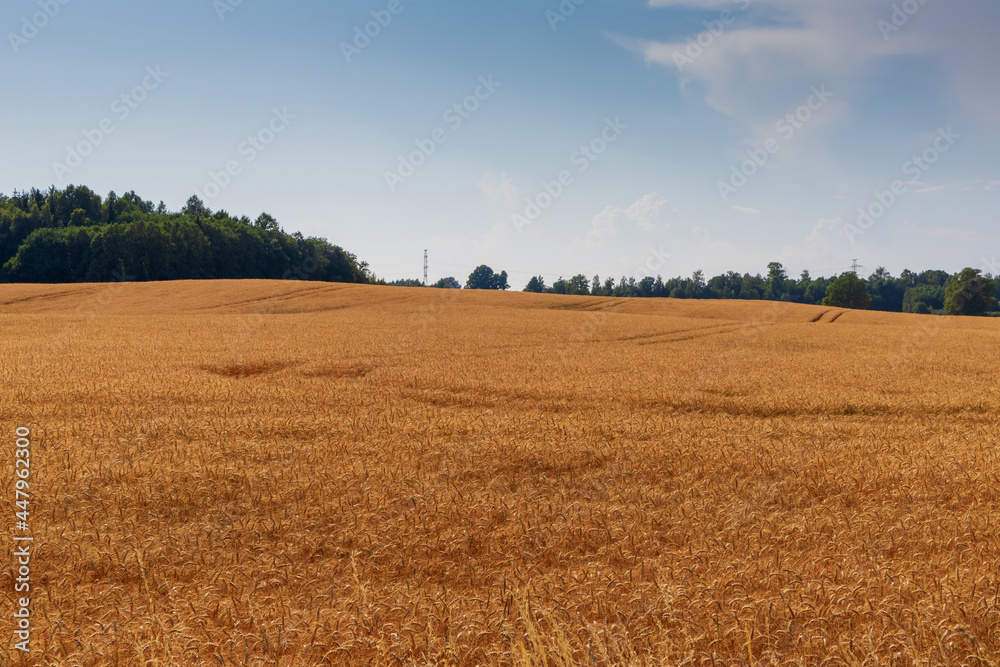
xmin=3 ymin=187 xmax=996 ymax=317
xmin=400 ymin=263 xmax=999 ymax=317
xmin=0 ymin=186 xmax=371 ymax=284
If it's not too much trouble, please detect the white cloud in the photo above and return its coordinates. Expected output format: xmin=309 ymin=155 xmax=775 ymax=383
xmin=780 ymin=217 xmax=841 ymax=265
xmin=620 ymin=5 xmax=890 ymax=137
xmin=628 ymin=193 xmax=668 ymax=231
xmin=732 ymin=205 xmax=762 ymax=215
xmin=587 ymin=207 xmax=619 ymax=242
xmin=475 ymin=170 xmax=527 ymax=247
xmin=477 ymin=170 xmax=519 ymax=213
xmin=582 ymin=193 xmax=669 ymax=245
xmin=624 ymin=0 xmax=1000 ymax=134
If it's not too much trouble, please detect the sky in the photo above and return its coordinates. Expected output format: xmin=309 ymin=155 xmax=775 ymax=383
xmin=2 ymin=0 xmax=998 ymax=287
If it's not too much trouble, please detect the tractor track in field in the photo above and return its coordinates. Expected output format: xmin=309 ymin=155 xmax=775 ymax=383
xmin=0 ymin=286 xmax=97 ymax=306
xmin=197 ymin=284 xmax=337 ymax=311
xmin=614 ymin=322 xmax=736 ymax=344
xmin=634 ymin=323 xmax=747 ymax=346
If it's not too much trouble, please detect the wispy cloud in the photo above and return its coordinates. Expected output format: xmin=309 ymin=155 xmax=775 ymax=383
xmin=621 ymin=0 xmax=1000 ymax=136
xmin=582 ymin=193 xmax=669 ymax=245
xmin=478 ymin=170 xmax=519 ymax=214
xmin=781 ymin=217 xmax=841 ymax=265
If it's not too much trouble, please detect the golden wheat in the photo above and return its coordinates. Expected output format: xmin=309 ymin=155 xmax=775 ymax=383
xmin=1 ymin=280 xmax=998 ymax=666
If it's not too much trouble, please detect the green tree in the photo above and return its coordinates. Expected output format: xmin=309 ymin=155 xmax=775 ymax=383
xmin=432 ymin=276 xmax=461 ymax=289
xmin=944 ymin=268 xmax=998 ymax=316
xmin=2 ymin=228 xmax=73 ymax=282
xmin=466 ymin=265 xmax=508 ymax=290
xmin=902 ymin=285 xmax=944 ymax=314
xmin=918 ymin=269 xmax=950 ymax=287
xmin=739 ymin=273 xmax=765 ymax=300
xmin=823 ymin=273 xmax=872 ymax=309
xmin=637 ymin=276 xmax=655 ymax=298
xmin=254 ymin=213 xmax=280 ymax=232
xmin=766 ymin=262 xmax=786 ymax=299
xmin=590 ymin=275 xmax=602 ymax=296
xmin=567 ymin=274 xmax=590 ymax=295
xmin=51 ymin=185 xmax=101 ymax=226
xmin=707 ymin=271 xmax=743 ymax=299
xmin=688 ymin=270 xmax=706 ymax=299
xmin=69 ymin=208 xmax=89 ymax=227
xmin=182 ymin=195 xmax=210 ymax=221
xmin=0 ymin=187 xmax=372 ymax=284
xmin=523 ymin=275 xmax=546 ymax=293
xmin=803 ymin=276 xmax=831 ymax=304
xmin=866 ymin=267 xmax=906 ymax=312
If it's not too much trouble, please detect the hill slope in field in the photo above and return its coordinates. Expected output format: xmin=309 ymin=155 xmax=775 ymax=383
xmin=2 ymin=281 xmax=999 ymax=665
xmin=1 ymin=277 xmax=992 ymax=322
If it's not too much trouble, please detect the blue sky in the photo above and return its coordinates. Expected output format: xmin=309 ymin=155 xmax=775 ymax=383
xmin=3 ymin=0 xmax=998 ymax=287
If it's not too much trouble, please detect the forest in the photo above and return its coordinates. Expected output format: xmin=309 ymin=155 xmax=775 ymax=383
xmin=0 ymin=186 xmax=371 ymax=284
xmin=516 ymin=263 xmax=1000 ymax=316
xmin=399 ymin=263 xmax=999 ymax=317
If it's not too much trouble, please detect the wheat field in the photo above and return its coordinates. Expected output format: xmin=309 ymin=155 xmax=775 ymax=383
xmin=1 ymin=280 xmax=998 ymax=666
